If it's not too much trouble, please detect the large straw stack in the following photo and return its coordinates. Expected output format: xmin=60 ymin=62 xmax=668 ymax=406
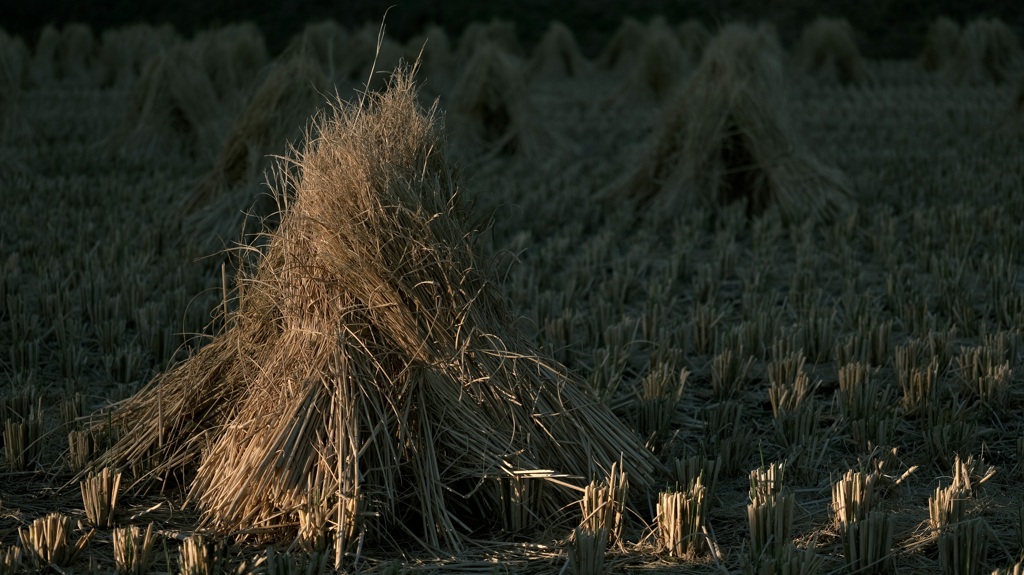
xmin=32 ymin=23 xmax=97 ymax=86
xmin=95 ymin=69 xmax=657 ymax=552
xmin=191 ymin=23 xmax=269 ymax=104
xmin=793 ymin=17 xmax=871 ymax=86
xmin=604 ymin=24 xmax=852 ymax=225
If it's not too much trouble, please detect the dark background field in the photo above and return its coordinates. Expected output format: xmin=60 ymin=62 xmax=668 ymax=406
xmin=7 ymin=0 xmax=1024 ymax=58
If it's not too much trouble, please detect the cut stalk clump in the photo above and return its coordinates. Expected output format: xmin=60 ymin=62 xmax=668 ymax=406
xmin=19 ymin=513 xmax=92 ymax=569
xmin=937 ymin=518 xmax=988 ymax=575
xmin=747 ymin=461 xmax=794 ymax=562
xmin=711 ymin=347 xmax=754 ymax=400
xmin=0 ymin=545 xmax=21 ymax=574
xmin=843 ymin=510 xmax=895 ymax=573
xmin=113 ymin=523 xmax=156 ymax=575
xmin=4 ymin=407 xmax=43 ymax=470
xmin=81 ymin=466 xmax=122 ymax=527
xmin=568 ymin=526 xmax=608 ymax=575
xmin=94 ymin=69 xmax=656 ymax=550
xmin=179 ymin=535 xmax=219 ymax=575
xmin=580 ymin=463 xmax=628 ymax=549
xmin=656 ymin=477 xmax=706 ymax=559
xmin=768 ymin=363 xmax=818 ymax=448
xmin=832 ymin=469 xmax=879 ymax=529
xmin=634 ymin=364 xmax=687 ymax=442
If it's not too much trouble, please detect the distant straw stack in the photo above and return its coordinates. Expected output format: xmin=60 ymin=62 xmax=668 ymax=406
xmin=32 ymin=23 xmax=98 ymax=86
xmin=604 ymin=24 xmax=852 ymax=225
xmin=676 ymin=20 xmax=711 ymax=60
xmin=185 ymin=54 xmax=333 ymax=247
xmin=105 ymin=44 xmax=226 ymax=161
xmin=793 ymin=17 xmax=871 ymax=85
xmin=97 ymin=23 xmax=179 ymax=89
xmin=605 ymin=19 xmax=688 ymax=107
xmin=448 ymin=42 xmax=559 ymax=158
xmin=457 ymin=19 xmax=522 ymax=64
xmin=191 ymin=23 xmax=269 ymax=104
xmin=950 ymin=17 xmax=1022 ymax=85
xmin=0 ymin=29 xmax=30 ymax=141
xmin=598 ymin=17 xmax=646 ymax=73
xmin=94 ymin=69 xmax=657 ymax=551
xmin=527 ymin=21 xmax=591 ymax=82
xmin=920 ymin=17 xmax=961 ymax=72
xmin=405 ymin=24 xmax=455 ymax=95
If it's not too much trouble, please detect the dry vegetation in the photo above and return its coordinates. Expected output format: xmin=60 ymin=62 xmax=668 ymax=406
xmin=1 ymin=14 xmax=1023 ymax=575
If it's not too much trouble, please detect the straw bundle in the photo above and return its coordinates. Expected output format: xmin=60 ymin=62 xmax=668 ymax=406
xmin=597 ymin=17 xmax=646 ymax=72
xmin=605 ymin=19 xmax=688 ymax=107
xmin=920 ymin=17 xmax=961 ymax=72
xmin=98 ymin=24 xmax=179 ymax=89
xmin=457 ymin=19 xmax=522 ymax=63
xmin=604 ymin=24 xmax=852 ymax=225
xmin=448 ymin=42 xmax=558 ymax=158
xmin=793 ymin=17 xmax=870 ymax=86
xmin=106 ymin=44 xmax=225 ymax=161
xmin=191 ymin=23 xmax=269 ymax=103
xmin=95 ymin=70 xmax=657 ymax=551
xmin=527 ymin=21 xmax=591 ymax=82
xmin=950 ymin=18 xmax=1022 ymax=85
xmin=185 ymin=54 xmax=333 ymax=247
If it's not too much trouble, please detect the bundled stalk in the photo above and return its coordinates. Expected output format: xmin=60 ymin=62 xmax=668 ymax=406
xmin=94 ymin=69 xmax=657 ymax=551
xmin=792 ymin=17 xmax=871 ymax=85
xmin=190 ymin=23 xmax=269 ymax=104
xmin=604 ymin=23 xmax=852 ymax=226
xmin=31 ymin=23 xmax=97 ymax=86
